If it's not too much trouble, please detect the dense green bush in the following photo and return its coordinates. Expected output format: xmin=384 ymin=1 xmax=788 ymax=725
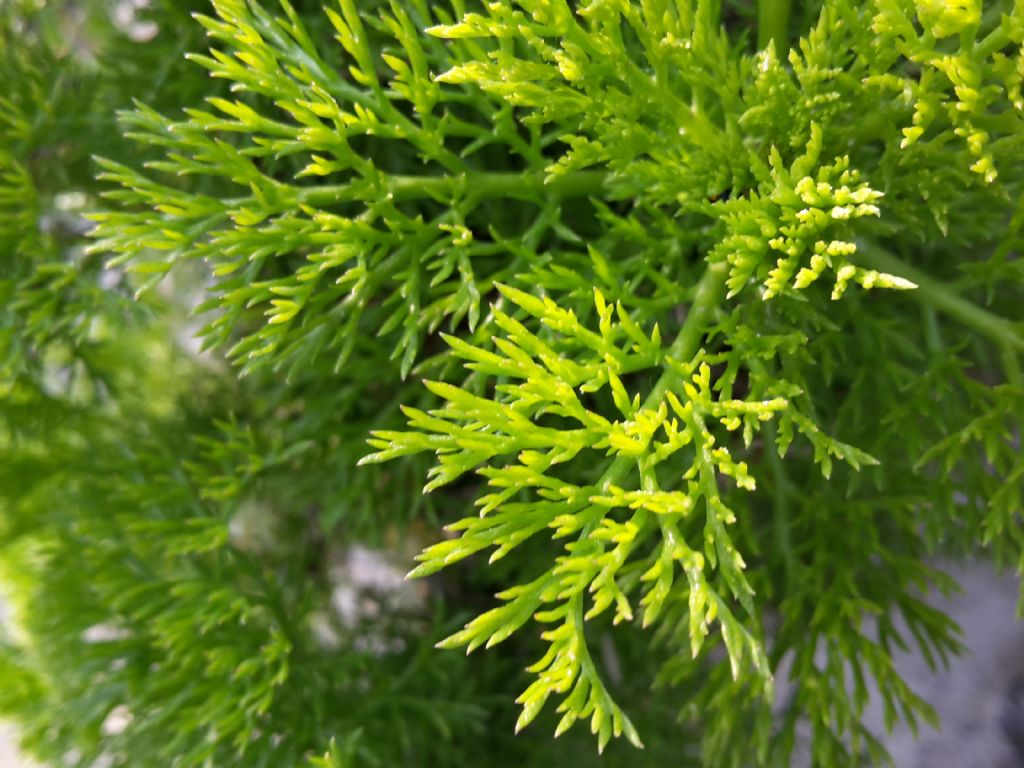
xmin=1 ymin=0 xmax=1022 ymax=765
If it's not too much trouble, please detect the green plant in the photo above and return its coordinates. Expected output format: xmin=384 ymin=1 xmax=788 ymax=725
xmin=2 ymin=0 xmax=1023 ymax=765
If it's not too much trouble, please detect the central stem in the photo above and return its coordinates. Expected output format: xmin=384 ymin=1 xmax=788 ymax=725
xmin=594 ymin=260 xmax=729 ymax=497
xmin=299 ymin=170 xmax=608 ymax=207
xmin=758 ymin=0 xmax=792 ymax=56
xmin=568 ymin=260 xmax=728 ymax=744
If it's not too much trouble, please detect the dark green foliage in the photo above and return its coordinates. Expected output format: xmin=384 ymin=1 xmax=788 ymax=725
xmin=1 ymin=0 xmax=1023 ymax=766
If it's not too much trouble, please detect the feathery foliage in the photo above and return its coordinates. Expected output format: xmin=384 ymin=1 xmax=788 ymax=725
xmin=2 ymin=0 xmax=1024 ymax=766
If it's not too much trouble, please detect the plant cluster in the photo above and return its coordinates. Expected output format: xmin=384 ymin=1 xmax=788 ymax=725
xmin=1 ymin=0 xmax=1023 ymax=766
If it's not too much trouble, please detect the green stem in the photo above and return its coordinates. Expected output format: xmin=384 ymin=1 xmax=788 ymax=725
xmin=974 ymin=23 xmax=1011 ymax=60
xmin=1003 ymin=346 xmax=1023 ymax=387
xmin=858 ymin=246 xmax=1024 ymax=354
xmin=758 ymin=0 xmax=792 ymax=56
xmin=593 ymin=260 xmax=729 ymax=497
xmin=922 ymin=307 xmax=944 ymax=356
xmin=298 ymin=170 xmax=608 ymax=207
xmin=763 ymin=423 xmax=795 ymax=594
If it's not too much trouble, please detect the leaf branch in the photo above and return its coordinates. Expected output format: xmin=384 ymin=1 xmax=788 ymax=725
xmin=294 ymin=170 xmax=609 ymax=207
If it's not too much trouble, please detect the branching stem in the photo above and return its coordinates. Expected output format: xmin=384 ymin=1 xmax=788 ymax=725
xmin=296 ymin=170 xmax=608 ymax=206
xmin=562 ymin=260 xmax=728 ymax=734
xmin=975 ymin=23 xmax=1012 ymax=60
xmin=590 ymin=261 xmax=729 ymax=506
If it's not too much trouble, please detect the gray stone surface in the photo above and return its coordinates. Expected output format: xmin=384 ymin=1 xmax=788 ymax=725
xmin=862 ymin=560 xmax=1024 ymax=768
xmin=780 ymin=559 xmax=1024 ymax=767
